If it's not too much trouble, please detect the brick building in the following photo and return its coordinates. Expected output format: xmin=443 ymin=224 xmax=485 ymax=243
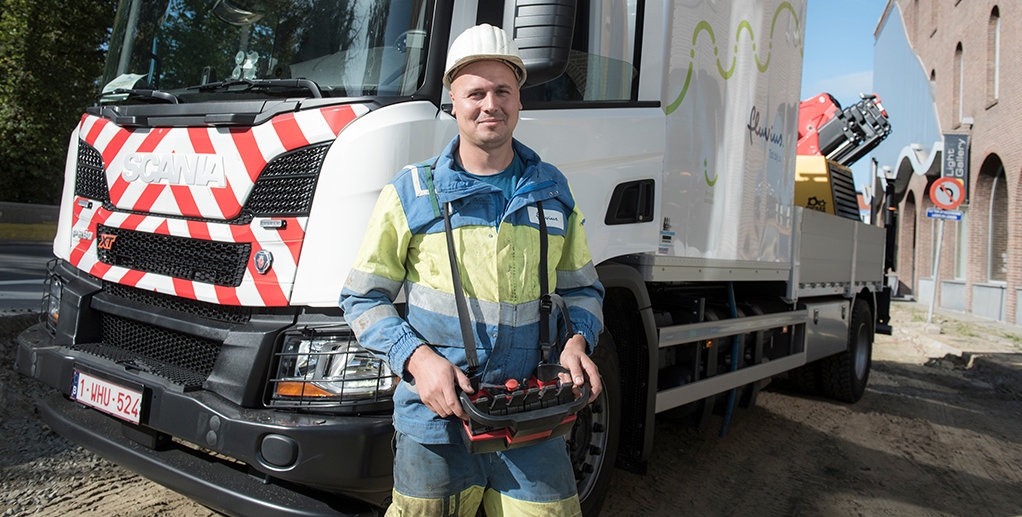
xmin=871 ymin=0 xmax=1020 ymax=324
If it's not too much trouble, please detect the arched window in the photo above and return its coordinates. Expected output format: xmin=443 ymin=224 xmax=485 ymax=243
xmin=900 ymin=190 xmax=918 ymax=293
xmin=954 ymin=43 xmax=964 ymax=127
xmin=977 ymin=154 xmax=1008 ymax=283
xmin=989 ymin=168 xmax=1007 ymax=281
xmin=988 ymin=6 xmax=1000 ymax=103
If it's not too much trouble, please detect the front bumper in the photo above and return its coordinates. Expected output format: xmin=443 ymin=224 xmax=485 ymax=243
xmin=17 ymin=323 xmax=394 ymax=516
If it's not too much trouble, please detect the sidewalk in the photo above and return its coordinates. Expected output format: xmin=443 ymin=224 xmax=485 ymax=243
xmin=882 ymin=299 xmax=1022 ymax=395
xmin=889 ymin=299 xmax=1022 ymax=353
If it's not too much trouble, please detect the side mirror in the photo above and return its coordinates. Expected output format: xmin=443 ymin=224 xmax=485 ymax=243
xmin=512 ymin=0 xmax=576 ymax=87
xmin=212 ymin=0 xmax=265 ymax=26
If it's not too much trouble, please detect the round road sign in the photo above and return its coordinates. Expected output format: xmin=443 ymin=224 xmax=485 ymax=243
xmin=930 ymin=177 xmax=965 ymax=210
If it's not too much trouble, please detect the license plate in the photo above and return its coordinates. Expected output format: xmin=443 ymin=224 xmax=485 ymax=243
xmin=71 ymin=370 xmax=143 ymax=424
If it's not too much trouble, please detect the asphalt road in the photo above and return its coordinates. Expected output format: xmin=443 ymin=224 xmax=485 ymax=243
xmin=0 ymin=241 xmax=54 ymax=315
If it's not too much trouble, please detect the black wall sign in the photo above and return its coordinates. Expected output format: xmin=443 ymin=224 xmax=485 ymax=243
xmin=942 ymin=133 xmax=970 ymax=203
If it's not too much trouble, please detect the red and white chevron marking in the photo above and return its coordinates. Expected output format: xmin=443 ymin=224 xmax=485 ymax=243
xmin=79 ymin=104 xmax=365 ymax=219
xmin=71 ymin=199 xmax=310 ymax=306
xmin=70 ymin=104 xmax=366 ymax=306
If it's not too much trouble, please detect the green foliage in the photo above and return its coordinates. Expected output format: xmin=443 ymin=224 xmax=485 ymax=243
xmin=0 ymin=0 xmax=117 ymax=204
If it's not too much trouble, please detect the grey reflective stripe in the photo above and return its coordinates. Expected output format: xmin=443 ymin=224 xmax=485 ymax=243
xmin=556 ymin=261 xmax=598 ymax=289
xmin=344 ymin=268 xmax=403 ymax=300
xmin=563 ymin=295 xmax=604 ymax=326
xmin=405 ymin=282 xmax=543 ymax=327
xmin=350 ymin=304 xmax=401 ymax=338
xmin=408 ymin=165 xmax=430 ymax=197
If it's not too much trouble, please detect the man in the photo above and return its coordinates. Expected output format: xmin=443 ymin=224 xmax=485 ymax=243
xmin=340 ymin=24 xmax=604 ymax=516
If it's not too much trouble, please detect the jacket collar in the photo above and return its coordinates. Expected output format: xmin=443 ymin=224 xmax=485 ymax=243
xmin=431 ymin=136 xmax=570 ymax=210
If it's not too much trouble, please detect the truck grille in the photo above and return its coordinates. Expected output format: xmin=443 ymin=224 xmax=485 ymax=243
xmin=245 ymin=143 xmax=329 ymax=216
xmin=71 ymin=314 xmax=221 ymax=389
xmin=96 ymin=224 xmax=250 ymax=287
xmin=75 ymin=141 xmax=110 ymax=202
xmin=104 ymin=282 xmax=252 ymax=324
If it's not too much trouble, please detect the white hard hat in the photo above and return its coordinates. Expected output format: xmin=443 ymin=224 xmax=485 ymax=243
xmin=444 ymin=24 xmax=527 ymax=89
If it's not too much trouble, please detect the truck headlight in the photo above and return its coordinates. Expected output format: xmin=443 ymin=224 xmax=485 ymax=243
xmin=270 ymin=329 xmax=396 ymax=408
xmin=42 ymin=272 xmax=62 ymax=333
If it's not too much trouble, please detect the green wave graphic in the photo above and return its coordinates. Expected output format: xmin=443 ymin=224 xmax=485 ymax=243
xmin=704 ymin=158 xmax=718 ymax=186
xmin=665 ymin=2 xmax=802 ymax=115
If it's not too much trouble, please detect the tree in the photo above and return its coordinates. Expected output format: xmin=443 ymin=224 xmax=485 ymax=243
xmin=0 ymin=0 xmax=116 ymax=204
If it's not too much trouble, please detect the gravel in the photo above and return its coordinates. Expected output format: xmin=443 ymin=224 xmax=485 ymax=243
xmin=0 ymin=315 xmax=216 ymax=516
xmin=3 ymin=303 xmax=1021 ymax=517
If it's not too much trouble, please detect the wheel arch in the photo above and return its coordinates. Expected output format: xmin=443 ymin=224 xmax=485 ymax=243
xmin=594 ymin=262 xmax=657 ymax=468
xmin=855 ymin=287 xmax=877 ymax=325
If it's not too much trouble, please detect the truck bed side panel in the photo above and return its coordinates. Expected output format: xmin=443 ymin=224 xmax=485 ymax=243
xmin=797 ymin=208 xmax=885 ymax=297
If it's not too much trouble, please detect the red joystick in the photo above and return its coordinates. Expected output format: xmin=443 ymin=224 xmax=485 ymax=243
xmin=504 ymin=379 xmax=519 ymax=391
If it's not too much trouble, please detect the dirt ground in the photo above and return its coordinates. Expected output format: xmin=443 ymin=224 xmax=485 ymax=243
xmin=2 ymin=301 xmax=1021 ymax=516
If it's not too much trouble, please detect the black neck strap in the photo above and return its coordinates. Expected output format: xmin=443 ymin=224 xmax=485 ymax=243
xmin=433 ymin=169 xmax=563 ymax=373
xmin=537 ymin=202 xmax=552 ymax=356
xmin=442 ymin=201 xmax=480 ymax=375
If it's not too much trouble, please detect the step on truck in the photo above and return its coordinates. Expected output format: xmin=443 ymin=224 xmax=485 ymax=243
xmin=16 ymin=0 xmax=895 ymax=515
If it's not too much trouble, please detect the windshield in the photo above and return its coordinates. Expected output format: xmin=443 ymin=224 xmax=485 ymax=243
xmin=101 ymin=0 xmax=432 ymax=101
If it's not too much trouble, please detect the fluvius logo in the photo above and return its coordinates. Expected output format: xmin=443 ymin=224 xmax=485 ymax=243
xmin=121 ymin=153 xmax=227 ymax=188
xmin=745 ymin=106 xmax=785 ymax=148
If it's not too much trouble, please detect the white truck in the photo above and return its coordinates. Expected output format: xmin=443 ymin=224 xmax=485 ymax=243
xmin=16 ymin=0 xmax=893 ymax=515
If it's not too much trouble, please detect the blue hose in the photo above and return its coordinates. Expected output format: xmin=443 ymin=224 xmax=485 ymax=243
xmin=720 ymin=282 xmax=739 ymax=438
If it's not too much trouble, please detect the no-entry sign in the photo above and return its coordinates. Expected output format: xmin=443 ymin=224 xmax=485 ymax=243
xmin=929 ymin=177 xmax=964 ymax=210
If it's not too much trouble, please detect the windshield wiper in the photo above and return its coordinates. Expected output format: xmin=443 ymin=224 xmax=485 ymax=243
xmin=99 ymin=88 xmax=179 ymax=104
xmin=187 ymin=78 xmax=323 ymax=98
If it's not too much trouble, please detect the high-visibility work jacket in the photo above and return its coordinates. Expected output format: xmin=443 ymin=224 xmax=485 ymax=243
xmin=340 ymin=136 xmax=605 ymax=444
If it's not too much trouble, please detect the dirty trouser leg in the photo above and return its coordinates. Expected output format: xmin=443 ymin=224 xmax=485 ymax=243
xmin=387 ymin=432 xmax=486 ymax=517
xmin=481 ymin=437 xmax=582 ymax=517
xmin=387 ymin=432 xmax=580 ymax=517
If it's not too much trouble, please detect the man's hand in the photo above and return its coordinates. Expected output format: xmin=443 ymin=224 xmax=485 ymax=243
xmin=406 ymin=345 xmax=474 ymax=420
xmin=558 ymin=334 xmax=602 ymax=403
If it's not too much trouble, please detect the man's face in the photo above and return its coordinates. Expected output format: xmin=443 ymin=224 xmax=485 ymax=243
xmin=449 ymin=60 xmax=522 ymax=152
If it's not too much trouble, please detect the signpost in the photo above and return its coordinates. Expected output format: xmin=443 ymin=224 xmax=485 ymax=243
xmin=942 ymin=133 xmax=970 ymax=203
xmin=926 ymin=177 xmax=965 ymax=323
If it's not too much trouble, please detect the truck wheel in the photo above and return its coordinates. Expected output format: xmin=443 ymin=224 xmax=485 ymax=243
xmin=820 ymin=299 xmax=873 ymax=402
xmin=787 ymin=362 xmax=821 ymax=395
xmin=568 ymin=333 xmax=620 ymax=516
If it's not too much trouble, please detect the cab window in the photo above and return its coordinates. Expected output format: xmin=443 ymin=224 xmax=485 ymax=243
xmin=521 ymin=0 xmax=641 ymax=106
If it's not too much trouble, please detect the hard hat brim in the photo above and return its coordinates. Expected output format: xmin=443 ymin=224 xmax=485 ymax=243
xmin=443 ymin=54 xmax=527 ymax=89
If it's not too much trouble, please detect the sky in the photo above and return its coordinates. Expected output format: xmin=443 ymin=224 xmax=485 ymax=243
xmin=800 ymin=0 xmax=890 ymax=191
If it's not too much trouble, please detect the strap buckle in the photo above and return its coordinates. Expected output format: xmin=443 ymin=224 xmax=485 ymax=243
xmin=540 ymin=294 xmax=553 ymax=316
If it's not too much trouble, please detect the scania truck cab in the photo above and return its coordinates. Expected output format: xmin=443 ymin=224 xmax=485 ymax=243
xmin=17 ymin=1 xmax=892 ymax=515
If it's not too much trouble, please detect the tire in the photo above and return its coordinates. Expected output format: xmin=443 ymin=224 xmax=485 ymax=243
xmin=569 ymin=333 xmax=621 ymax=517
xmin=820 ymin=299 xmax=873 ymax=402
xmin=787 ymin=362 xmax=821 ymax=395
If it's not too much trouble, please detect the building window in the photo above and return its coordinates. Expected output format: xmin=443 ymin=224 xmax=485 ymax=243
xmin=954 ymin=43 xmax=964 ymax=127
xmin=988 ymin=6 xmax=1000 ymax=103
xmin=901 ymin=190 xmax=918 ymax=292
xmin=989 ymin=170 xmax=1008 ymax=282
